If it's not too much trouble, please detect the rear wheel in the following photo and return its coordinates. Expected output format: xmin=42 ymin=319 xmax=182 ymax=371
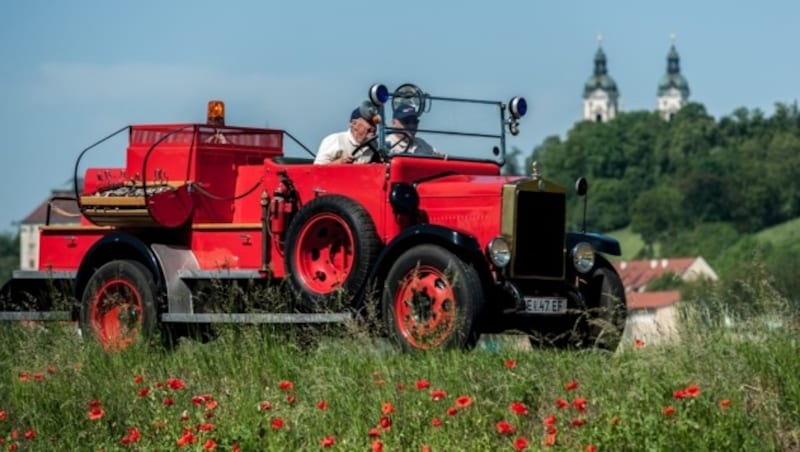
xmin=382 ymin=244 xmax=484 ymax=351
xmin=80 ymin=260 xmax=159 ymax=351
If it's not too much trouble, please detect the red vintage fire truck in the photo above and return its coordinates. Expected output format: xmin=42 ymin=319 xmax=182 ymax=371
xmin=0 ymin=83 xmax=627 ymax=351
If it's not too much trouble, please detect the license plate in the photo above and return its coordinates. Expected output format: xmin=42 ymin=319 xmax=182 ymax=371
xmin=523 ymin=297 xmax=568 ymax=314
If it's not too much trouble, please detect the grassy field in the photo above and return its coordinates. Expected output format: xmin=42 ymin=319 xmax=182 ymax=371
xmin=755 ymin=217 xmax=800 ymax=245
xmin=607 ymin=227 xmax=645 ymax=261
xmin=1 ymin=300 xmax=798 ymax=451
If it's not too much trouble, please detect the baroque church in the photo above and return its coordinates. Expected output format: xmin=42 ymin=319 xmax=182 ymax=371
xmin=583 ymin=37 xmax=690 ymax=122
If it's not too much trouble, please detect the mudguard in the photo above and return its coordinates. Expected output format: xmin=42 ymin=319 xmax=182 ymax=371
xmin=567 ymin=232 xmax=622 ymax=256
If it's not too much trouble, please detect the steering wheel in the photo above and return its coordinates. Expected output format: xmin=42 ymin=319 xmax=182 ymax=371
xmin=351 ymin=136 xmax=384 ymax=163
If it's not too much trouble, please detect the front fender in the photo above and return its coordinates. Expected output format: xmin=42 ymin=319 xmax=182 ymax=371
xmin=360 ymin=224 xmax=486 ymax=300
xmin=567 ymin=232 xmax=621 ymax=256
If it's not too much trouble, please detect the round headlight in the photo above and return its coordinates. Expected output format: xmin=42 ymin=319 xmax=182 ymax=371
xmin=488 ymin=236 xmax=511 ymax=268
xmin=369 ymin=84 xmax=389 ymax=105
xmin=572 ymin=242 xmax=595 ymax=274
xmin=509 ymin=96 xmax=527 ymax=118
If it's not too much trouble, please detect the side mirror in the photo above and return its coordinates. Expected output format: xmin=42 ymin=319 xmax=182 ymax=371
xmin=575 ymin=177 xmax=588 ymax=197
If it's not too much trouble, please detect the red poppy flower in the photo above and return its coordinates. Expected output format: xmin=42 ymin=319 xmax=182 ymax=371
xmin=0 ymin=411 xmax=6 ymax=421
xmin=198 ymin=423 xmax=214 ymax=432
xmin=133 ymin=375 xmax=144 ymax=385
xmin=317 ymin=400 xmax=328 ymax=411
xmin=47 ymin=364 xmax=57 ymax=375
xmin=510 ymin=401 xmax=528 ymax=416
xmin=232 ymin=443 xmax=240 ymax=452
xmin=88 ymin=408 xmax=105 ymax=421
xmin=87 ymin=400 xmax=102 ymax=408
xmin=571 ymin=418 xmax=585 ymax=427
xmin=572 ymin=397 xmax=587 ymax=413
xmin=415 ymin=379 xmax=431 ymax=390
xmin=719 ymin=399 xmax=732 ymax=409
xmin=379 ymin=416 xmax=392 ymax=429
xmin=611 ymin=416 xmax=620 ymax=426
xmin=154 ymin=382 xmax=164 ymax=388
xmin=555 ymin=398 xmax=568 ymax=409
xmin=496 ymin=420 xmax=515 ymax=435
xmin=431 ymin=389 xmax=447 ymax=401
xmin=546 ymin=425 xmax=557 ymax=435
xmin=202 ymin=439 xmax=217 ymax=451
xmin=396 ymin=383 xmax=406 ymax=390
xmin=431 ymin=418 xmax=442 ymax=427
xmin=33 ymin=373 xmax=44 ymax=382
xmin=586 ymin=444 xmax=597 ymax=452
xmin=382 ymin=402 xmax=395 ymax=414
xmin=320 ymin=435 xmax=336 ymax=448
xmin=368 ymin=427 xmax=381 ymax=437
xmin=634 ymin=338 xmax=645 ymax=348
xmin=543 ymin=415 xmax=557 ymax=426
xmin=181 ymin=410 xmax=190 ymax=421
xmin=544 ymin=432 xmax=557 ymax=447
xmin=120 ymin=427 xmax=141 ymax=444
xmin=685 ymin=384 xmax=701 ymax=398
xmin=279 ymin=380 xmax=294 ymax=391
xmin=176 ymin=430 xmax=196 ymax=447
xmin=375 ymin=379 xmax=385 ymax=386
xmin=514 ymin=437 xmax=529 ymax=451
xmin=137 ymin=387 xmax=150 ymax=397
xmin=271 ymin=418 xmax=284 ymax=430
xmin=565 ymin=380 xmax=579 ymax=391
xmin=505 ymin=359 xmax=517 ymax=369
xmin=286 ymin=394 xmax=296 ymax=404
xmin=421 ymin=445 xmax=431 ymax=452
xmin=24 ymin=429 xmax=35 ymax=440
xmin=673 ymin=389 xmax=687 ymax=400
xmin=663 ymin=406 xmax=675 ymax=416
xmin=18 ymin=372 xmax=29 ymax=382
xmin=456 ymin=396 xmax=473 ymax=408
xmin=259 ymin=401 xmax=272 ymax=411
xmin=192 ymin=396 xmax=204 ymax=406
xmin=205 ymin=400 xmax=218 ymax=411
xmin=446 ymin=407 xmax=458 ymax=416
xmin=167 ymin=378 xmax=185 ymax=390
xmin=204 ymin=411 xmax=214 ymax=419
xmin=163 ymin=397 xmax=175 ymax=407
xmin=372 ymin=440 xmax=384 ymax=452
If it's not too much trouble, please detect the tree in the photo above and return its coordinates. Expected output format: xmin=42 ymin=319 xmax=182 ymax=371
xmin=630 ymin=186 xmax=687 ymax=253
xmin=501 ymin=147 xmax=524 ymax=176
xmin=0 ymin=232 xmax=19 ymax=284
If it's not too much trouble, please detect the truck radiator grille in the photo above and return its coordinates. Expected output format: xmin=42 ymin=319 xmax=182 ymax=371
xmin=513 ymin=191 xmax=566 ymax=278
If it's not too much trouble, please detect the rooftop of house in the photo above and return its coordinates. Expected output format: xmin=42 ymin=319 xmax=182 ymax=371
xmin=614 ymin=257 xmax=718 ymax=293
xmin=627 ymin=290 xmax=682 ymax=310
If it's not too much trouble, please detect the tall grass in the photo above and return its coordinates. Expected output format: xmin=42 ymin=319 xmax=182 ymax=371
xmin=1 ymin=286 xmax=798 ymax=451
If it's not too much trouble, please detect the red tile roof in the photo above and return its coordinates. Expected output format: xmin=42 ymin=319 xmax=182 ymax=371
xmin=627 ymin=291 xmax=681 ymax=310
xmin=614 ymin=258 xmax=697 ymax=292
xmin=21 ymin=191 xmax=81 ymax=225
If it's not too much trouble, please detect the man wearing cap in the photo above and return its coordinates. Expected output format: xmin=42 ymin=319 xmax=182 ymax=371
xmin=314 ymin=104 xmax=378 ymax=164
xmin=386 ymin=104 xmax=437 ymax=155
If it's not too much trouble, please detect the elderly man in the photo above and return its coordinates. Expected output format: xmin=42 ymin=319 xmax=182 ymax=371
xmin=386 ymin=104 xmax=437 ymax=155
xmin=314 ymin=104 xmax=379 ymax=164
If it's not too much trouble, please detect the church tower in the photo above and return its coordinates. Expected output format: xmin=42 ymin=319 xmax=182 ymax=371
xmin=583 ymin=36 xmax=619 ymax=123
xmin=657 ymin=35 xmax=690 ymax=120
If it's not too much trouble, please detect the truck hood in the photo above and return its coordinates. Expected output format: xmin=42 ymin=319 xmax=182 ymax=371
xmin=414 ymin=174 xmax=524 ymax=198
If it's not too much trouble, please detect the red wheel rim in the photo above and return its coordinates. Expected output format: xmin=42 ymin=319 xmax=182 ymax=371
xmin=89 ymin=278 xmax=144 ymax=351
xmin=294 ymin=213 xmax=355 ymax=294
xmin=393 ymin=265 xmax=457 ymax=349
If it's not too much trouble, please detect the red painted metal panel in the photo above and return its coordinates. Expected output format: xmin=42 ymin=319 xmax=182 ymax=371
xmin=38 ymin=228 xmax=104 ymax=271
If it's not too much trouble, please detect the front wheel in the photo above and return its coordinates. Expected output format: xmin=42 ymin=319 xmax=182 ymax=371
xmin=79 ymin=260 xmax=159 ymax=351
xmin=382 ymin=244 xmax=484 ymax=351
xmin=582 ymin=264 xmax=627 ymax=350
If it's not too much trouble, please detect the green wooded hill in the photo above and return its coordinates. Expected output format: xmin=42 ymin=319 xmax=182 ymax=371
xmin=523 ymin=102 xmax=800 ymax=302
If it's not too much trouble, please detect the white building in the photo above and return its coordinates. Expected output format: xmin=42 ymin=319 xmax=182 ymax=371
xmin=657 ymin=41 xmax=690 ymax=120
xmin=583 ymin=43 xmax=619 ymax=123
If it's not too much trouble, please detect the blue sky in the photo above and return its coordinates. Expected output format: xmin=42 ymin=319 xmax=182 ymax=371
xmin=1 ymin=1 xmax=797 ymax=232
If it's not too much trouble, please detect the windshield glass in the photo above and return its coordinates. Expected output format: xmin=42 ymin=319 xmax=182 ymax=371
xmin=378 ymin=92 xmax=508 ymax=164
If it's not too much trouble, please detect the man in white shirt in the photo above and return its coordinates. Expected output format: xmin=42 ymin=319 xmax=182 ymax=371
xmin=386 ymin=104 xmax=437 ymax=155
xmin=314 ymin=105 xmax=378 ymax=164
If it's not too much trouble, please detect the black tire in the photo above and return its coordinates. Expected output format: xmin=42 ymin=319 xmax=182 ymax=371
xmin=382 ymin=244 xmax=484 ymax=351
xmin=79 ymin=260 xmax=159 ymax=351
xmin=285 ymin=195 xmax=381 ymax=308
xmin=582 ymin=263 xmax=627 ymax=350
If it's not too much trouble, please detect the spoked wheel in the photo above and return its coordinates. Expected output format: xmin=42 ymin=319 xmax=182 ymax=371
xmin=383 ymin=244 xmax=483 ymax=351
xmin=285 ymin=195 xmax=380 ymax=308
xmin=80 ymin=260 xmax=158 ymax=351
xmin=581 ymin=261 xmax=627 ymax=350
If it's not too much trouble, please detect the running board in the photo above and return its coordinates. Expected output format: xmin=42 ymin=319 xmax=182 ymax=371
xmin=161 ymin=313 xmax=351 ymax=324
xmin=0 ymin=311 xmax=72 ymax=321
